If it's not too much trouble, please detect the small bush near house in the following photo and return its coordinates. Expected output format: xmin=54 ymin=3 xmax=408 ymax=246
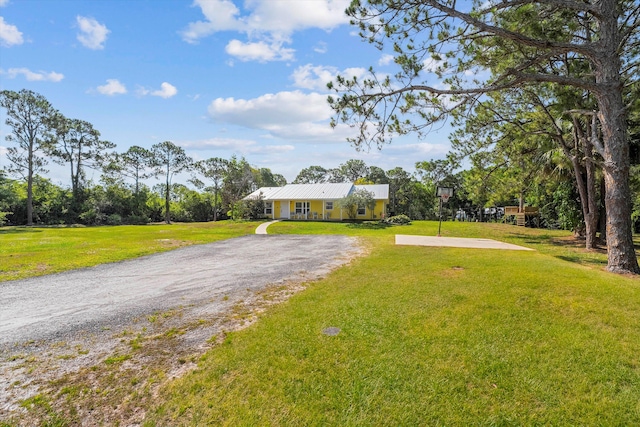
xmin=382 ymin=214 xmax=412 ymax=225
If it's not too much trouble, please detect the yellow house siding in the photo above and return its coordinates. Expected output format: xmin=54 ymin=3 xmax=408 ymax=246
xmin=376 ymin=200 xmax=386 ymax=218
xmin=309 ymin=200 xmax=323 ymax=216
xmin=353 ymin=200 xmax=387 ymax=219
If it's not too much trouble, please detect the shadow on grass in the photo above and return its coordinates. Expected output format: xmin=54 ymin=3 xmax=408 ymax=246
xmin=507 ymin=232 xmax=556 ymax=245
xmin=0 ymin=227 xmax=42 ymax=234
xmin=346 ymin=222 xmax=391 ymax=230
xmin=509 ymin=231 xmax=611 ymax=269
xmin=557 ymin=255 xmax=608 ymax=266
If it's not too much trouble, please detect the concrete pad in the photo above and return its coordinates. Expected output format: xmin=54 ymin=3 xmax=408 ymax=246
xmin=395 ymin=235 xmax=533 ymax=251
xmin=255 ymin=220 xmax=280 ymax=234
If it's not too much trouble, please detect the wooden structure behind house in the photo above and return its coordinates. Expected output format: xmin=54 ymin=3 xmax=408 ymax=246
xmin=504 ymin=206 xmax=540 ymax=227
xmin=243 ymin=183 xmax=389 ymax=221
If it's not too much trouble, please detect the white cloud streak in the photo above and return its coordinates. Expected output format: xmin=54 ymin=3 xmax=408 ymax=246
xmin=95 ymin=79 xmax=127 ymax=96
xmin=225 ymin=39 xmax=294 ymax=62
xmin=76 ymin=16 xmax=109 ymax=50
xmin=137 ymin=82 xmax=178 ymax=98
xmin=180 ymin=137 xmax=294 ymax=155
xmin=0 ymin=16 xmax=23 ymax=46
xmin=1 ymin=68 xmax=64 ymax=82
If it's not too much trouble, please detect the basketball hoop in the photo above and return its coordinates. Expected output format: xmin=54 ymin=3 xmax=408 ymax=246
xmin=436 ymin=186 xmax=454 ymax=237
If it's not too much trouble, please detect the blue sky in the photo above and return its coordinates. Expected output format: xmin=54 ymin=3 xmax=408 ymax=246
xmin=0 ymin=0 xmax=451 ymax=185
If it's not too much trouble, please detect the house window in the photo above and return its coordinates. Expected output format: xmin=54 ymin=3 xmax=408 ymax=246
xmin=264 ymin=202 xmax=272 ymax=215
xmin=295 ymin=202 xmax=309 ymax=214
xmin=325 ymin=201 xmax=333 ymax=210
xmin=357 ymin=204 xmax=366 ymax=216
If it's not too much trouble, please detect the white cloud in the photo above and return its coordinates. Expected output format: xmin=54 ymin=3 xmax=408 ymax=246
xmin=241 ymin=0 xmax=350 ymax=34
xmin=207 ymin=90 xmax=358 ymax=142
xmin=247 ymin=144 xmax=294 ymax=154
xmin=0 ymin=16 xmax=23 ymax=47
xmin=95 ymin=79 xmax=127 ymax=96
xmin=291 ymin=64 xmax=369 ymax=92
xmin=225 ymin=39 xmax=294 ymax=62
xmin=291 ymin=64 xmax=337 ymax=91
xmin=423 ymin=57 xmax=453 ymax=74
xmin=183 ymin=0 xmax=349 ymax=40
xmin=314 ymin=42 xmax=328 ymax=54
xmin=208 ymin=90 xmax=357 ymax=141
xmin=152 ymin=82 xmax=178 ymax=98
xmin=268 ymin=122 xmax=355 ymax=142
xmin=76 ymin=16 xmax=109 ymax=50
xmin=378 ymin=54 xmax=395 ymax=66
xmin=384 ymin=142 xmax=450 ymax=157
xmin=181 ymin=0 xmax=241 ymax=42
xmin=1 ymin=68 xmax=64 ymax=82
xmin=0 ymin=0 xmax=9 ymax=6
xmin=180 ymin=137 xmax=294 ymax=155
xmin=137 ymin=82 xmax=178 ymax=98
xmin=181 ymin=137 xmax=257 ymax=151
xmin=209 ymin=90 xmax=331 ymax=127
xmin=181 ymin=0 xmax=350 ymax=61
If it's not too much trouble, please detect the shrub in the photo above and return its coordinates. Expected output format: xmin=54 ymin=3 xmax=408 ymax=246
xmin=106 ymin=214 xmax=123 ymax=226
xmin=79 ymin=209 xmax=106 ymax=226
xmin=227 ymin=201 xmax=247 ymax=221
xmin=0 ymin=211 xmax=11 ymax=226
xmin=382 ymin=214 xmax=412 ymax=225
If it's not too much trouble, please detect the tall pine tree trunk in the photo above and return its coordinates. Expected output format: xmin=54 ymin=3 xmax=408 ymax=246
xmin=596 ymin=0 xmax=639 ymax=273
xmin=164 ymin=179 xmax=171 ymax=224
xmin=26 ymin=152 xmax=34 ymax=226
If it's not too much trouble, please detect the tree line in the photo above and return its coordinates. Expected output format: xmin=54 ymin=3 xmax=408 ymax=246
xmin=0 ymin=89 xmax=289 ymax=226
xmin=3 ymin=86 xmax=640 ymax=247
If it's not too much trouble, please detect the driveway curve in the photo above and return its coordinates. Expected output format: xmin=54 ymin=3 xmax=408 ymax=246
xmin=0 ymin=234 xmax=360 ymax=347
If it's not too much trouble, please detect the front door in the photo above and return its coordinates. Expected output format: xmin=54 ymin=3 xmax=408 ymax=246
xmin=280 ymin=202 xmax=290 ymax=219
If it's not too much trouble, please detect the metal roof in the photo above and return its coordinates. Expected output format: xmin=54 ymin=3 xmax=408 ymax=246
xmin=355 ymin=184 xmax=389 ymax=199
xmin=243 ymin=187 xmax=282 ymax=200
xmin=271 ymin=183 xmax=354 ymax=200
xmin=244 ymin=183 xmax=390 ymax=201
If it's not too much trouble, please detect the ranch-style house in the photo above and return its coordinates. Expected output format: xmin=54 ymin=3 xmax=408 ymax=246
xmin=243 ymin=182 xmax=389 ymax=220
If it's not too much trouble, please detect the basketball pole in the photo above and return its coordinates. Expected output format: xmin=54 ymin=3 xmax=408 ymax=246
xmin=437 ymin=196 xmax=443 ymax=237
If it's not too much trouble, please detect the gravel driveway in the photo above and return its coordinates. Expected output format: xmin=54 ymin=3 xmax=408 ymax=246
xmin=0 ymin=234 xmax=361 ymax=421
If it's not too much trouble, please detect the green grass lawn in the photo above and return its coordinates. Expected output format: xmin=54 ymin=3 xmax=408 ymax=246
xmin=2 ymin=220 xmax=638 ymax=425
xmin=0 ymin=221 xmax=260 ymax=282
xmin=144 ymin=221 xmax=639 ymax=425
